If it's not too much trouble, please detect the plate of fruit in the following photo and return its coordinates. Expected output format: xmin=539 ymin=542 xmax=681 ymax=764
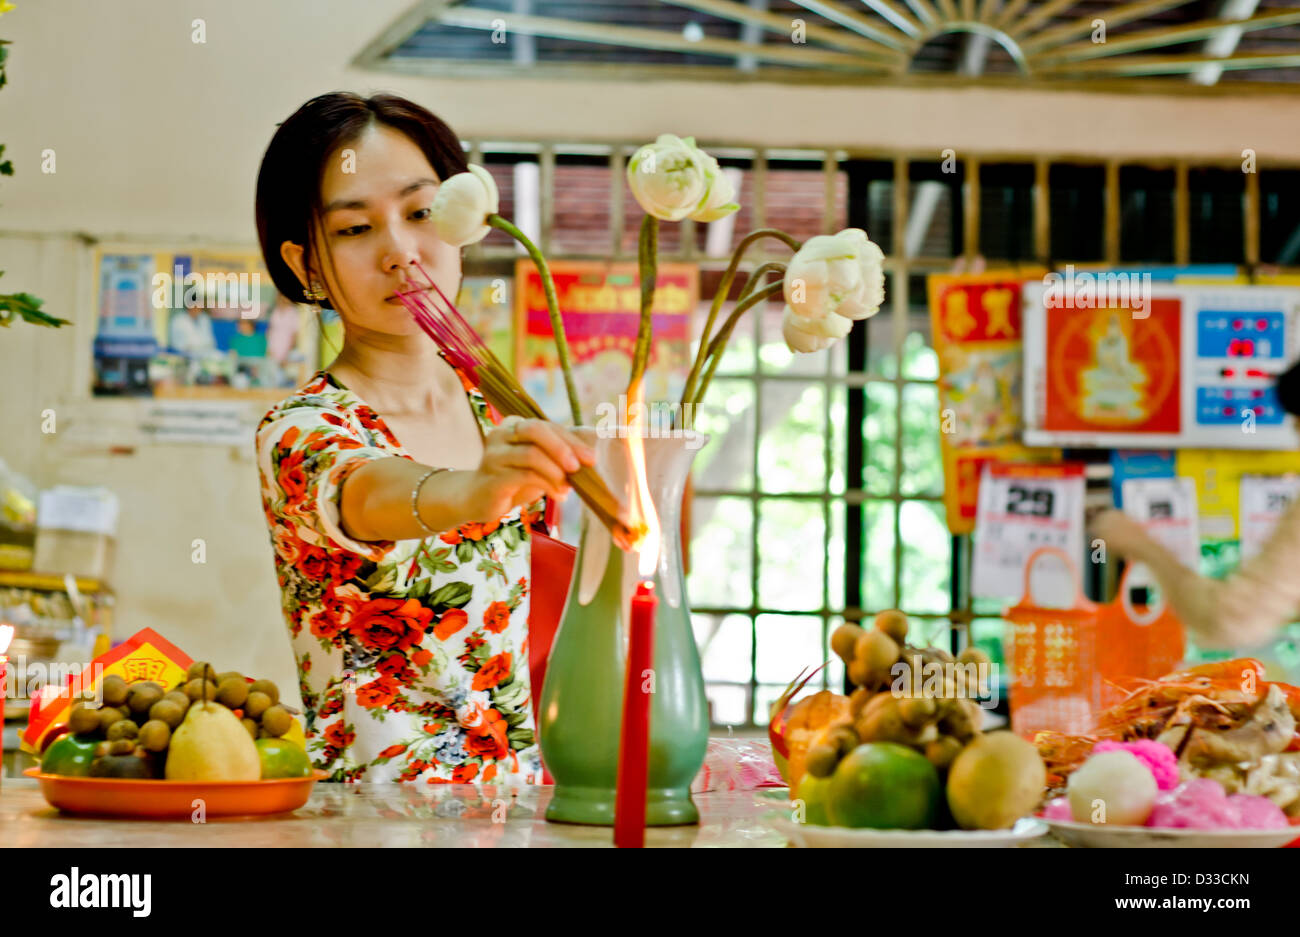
xmin=1037 ymin=740 xmax=1300 ymax=848
xmin=26 ymin=662 xmax=326 ymax=819
xmin=763 ymin=610 xmax=1050 ymax=848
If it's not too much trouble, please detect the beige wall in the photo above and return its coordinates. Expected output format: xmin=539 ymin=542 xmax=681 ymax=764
xmin=2 ymin=0 xmax=1300 ymax=243
xmin=5 ymin=1 xmax=1300 ymax=699
xmin=0 ymin=233 xmax=300 ymax=704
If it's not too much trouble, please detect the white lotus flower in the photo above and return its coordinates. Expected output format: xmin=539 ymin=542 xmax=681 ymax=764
xmin=627 ymin=134 xmax=739 ymax=223
xmin=781 ymin=307 xmax=838 ymax=353
xmin=784 ymin=228 xmax=885 ymax=322
xmin=429 ymin=164 xmax=499 ymax=247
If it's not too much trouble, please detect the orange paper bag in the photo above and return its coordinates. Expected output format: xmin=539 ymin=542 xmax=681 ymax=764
xmin=1005 ymin=548 xmax=1185 ymax=738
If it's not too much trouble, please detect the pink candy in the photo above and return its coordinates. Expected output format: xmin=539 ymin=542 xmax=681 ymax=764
xmin=1092 ymin=739 xmax=1181 ymax=791
xmin=1147 ymin=778 xmax=1289 ymax=830
xmin=1042 ymin=743 xmax=1292 ymax=831
xmin=1040 ymin=796 xmax=1074 ymax=821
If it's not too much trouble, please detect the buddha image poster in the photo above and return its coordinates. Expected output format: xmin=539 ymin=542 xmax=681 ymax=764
xmin=1042 ymin=298 xmax=1182 ymax=435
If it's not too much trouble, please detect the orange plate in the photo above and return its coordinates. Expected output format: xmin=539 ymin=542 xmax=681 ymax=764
xmin=23 ymin=768 xmax=330 ymax=819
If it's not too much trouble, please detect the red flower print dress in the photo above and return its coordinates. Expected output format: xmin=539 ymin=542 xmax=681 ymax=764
xmin=255 ymin=367 xmax=545 ymax=784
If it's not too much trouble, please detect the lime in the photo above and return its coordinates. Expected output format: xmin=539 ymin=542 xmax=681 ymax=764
xmin=793 ymin=772 xmax=833 ymax=826
xmin=826 ymin=742 xmax=941 ymax=830
xmin=255 ymin=737 xmax=313 ymax=779
xmin=40 ymin=733 xmax=99 ymax=777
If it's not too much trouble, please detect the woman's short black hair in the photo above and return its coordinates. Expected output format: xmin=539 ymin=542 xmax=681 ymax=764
xmin=1277 ymin=357 xmax=1300 ymax=417
xmin=254 ymin=92 xmax=468 ymax=308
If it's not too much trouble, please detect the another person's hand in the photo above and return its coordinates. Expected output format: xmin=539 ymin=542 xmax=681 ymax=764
xmin=469 ymin=417 xmax=596 ymax=521
xmin=1092 ymin=509 xmax=1153 ymax=560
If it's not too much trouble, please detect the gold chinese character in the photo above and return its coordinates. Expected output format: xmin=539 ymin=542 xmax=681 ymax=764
xmin=982 ymin=288 xmax=1015 ymax=338
xmin=943 ymin=290 xmax=977 ymax=340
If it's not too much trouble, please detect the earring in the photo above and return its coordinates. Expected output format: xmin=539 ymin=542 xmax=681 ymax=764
xmin=303 ymin=280 xmax=328 ymax=303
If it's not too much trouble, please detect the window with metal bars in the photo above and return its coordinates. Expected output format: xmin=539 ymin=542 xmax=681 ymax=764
xmin=461 ymin=141 xmax=1300 ymax=730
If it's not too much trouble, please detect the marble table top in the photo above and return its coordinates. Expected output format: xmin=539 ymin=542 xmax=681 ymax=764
xmin=0 ymin=778 xmax=790 ymax=848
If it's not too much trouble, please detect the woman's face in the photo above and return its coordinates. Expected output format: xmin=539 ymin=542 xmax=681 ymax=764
xmin=282 ymin=122 xmax=461 ymax=338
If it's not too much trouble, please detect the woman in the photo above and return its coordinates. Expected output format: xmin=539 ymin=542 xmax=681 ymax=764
xmin=253 ymin=92 xmax=593 ymax=784
xmin=1094 ymin=359 xmax=1300 ymax=651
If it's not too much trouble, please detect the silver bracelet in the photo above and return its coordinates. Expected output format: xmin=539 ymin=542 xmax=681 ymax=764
xmin=411 ymin=467 xmax=452 ymax=537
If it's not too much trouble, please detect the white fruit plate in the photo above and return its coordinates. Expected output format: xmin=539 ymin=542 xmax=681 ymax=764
xmin=755 ymin=791 xmax=1047 ymax=848
xmin=1042 ymin=817 xmax=1300 ymax=849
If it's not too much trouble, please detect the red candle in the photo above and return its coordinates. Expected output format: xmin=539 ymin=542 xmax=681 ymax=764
xmin=614 ymin=580 xmax=658 ymax=848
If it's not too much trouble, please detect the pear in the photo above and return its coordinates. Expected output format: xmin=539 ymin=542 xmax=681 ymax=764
xmin=164 ymin=666 xmax=261 ymax=781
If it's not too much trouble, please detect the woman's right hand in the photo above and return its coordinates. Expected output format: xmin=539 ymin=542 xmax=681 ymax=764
xmin=1092 ymin=509 xmax=1154 ymax=560
xmin=467 ymin=416 xmax=596 ymax=522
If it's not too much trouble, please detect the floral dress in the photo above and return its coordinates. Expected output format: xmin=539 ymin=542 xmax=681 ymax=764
xmin=255 ymin=365 xmax=544 ymax=785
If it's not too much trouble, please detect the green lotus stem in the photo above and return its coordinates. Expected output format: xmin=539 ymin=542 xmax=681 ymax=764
xmin=680 ymin=228 xmax=801 ymax=409
xmin=733 ymin=260 xmax=787 ymax=308
xmin=627 ymin=214 xmax=658 ymax=393
xmin=682 ymin=262 xmax=784 ymax=416
xmin=690 ymin=280 xmax=784 ymax=408
xmin=487 ymin=214 xmax=583 ymax=426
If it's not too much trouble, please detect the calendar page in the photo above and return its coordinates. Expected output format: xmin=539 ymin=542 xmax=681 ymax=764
xmin=1239 ymin=474 xmax=1300 ymax=561
xmin=1120 ymin=477 xmax=1201 ymax=571
xmin=973 ymin=463 xmax=1086 ymax=600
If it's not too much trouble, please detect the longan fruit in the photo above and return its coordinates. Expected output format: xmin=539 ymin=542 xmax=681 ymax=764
xmin=137 ymin=720 xmax=171 ymax=752
xmin=100 ymin=674 xmax=129 ymax=708
xmin=940 ymin=699 xmax=982 ymax=741
xmin=898 ymin=696 xmax=939 ymax=728
xmin=249 ymin=679 xmax=279 ymax=705
xmin=847 ymin=659 xmax=873 ymax=688
xmin=215 ymin=671 xmax=245 ymax=686
xmin=69 ymin=703 xmax=102 ymax=735
xmin=97 ymin=706 xmax=127 ymax=734
xmin=127 ymin=682 xmax=164 ymax=716
xmin=830 ymin=623 xmax=865 ymax=663
xmin=163 ymin=690 xmax=191 ymax=710
xmin=260 ymin=705 xmax=293 ymax=737
xmin=925 ymin=735 xmax=964 ymax=770
xmin=854 ymin=629 xmax=901 ymax=676
xmin=106 ymin=719 xmax=139 ymax=741
xmin=874 ymin=609 xmax=909 ymax=643
xmin=804 ymin=743 xmax=840 ymax=779
xmin=848 ymin=686 xmax=874 ymax=716
xmin=241 ymin=718 xmax=259 ymax=740
xmin=957 ymin=645 xmax=991 ymax=667
xmin=244 ymin=690 xmax=272 ymax=720
xmin=827 ymin=724 xmax=860 ymax=756
xmin=184 ymin=678 xmax=218 ymax=703
xmin=185 ymin=661 xmax=213 ymax=682
xmin=107 ymin=738 xmax=136 ymax=756
xmin=149 ymin=698 xmax=185 ymax=729
xmin=216 ymin=677 xmax=249 ymax=709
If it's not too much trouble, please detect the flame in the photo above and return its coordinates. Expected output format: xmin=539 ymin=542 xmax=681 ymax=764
xmin=0 ymin=623 xmax=13 ymax=657
xmin=624 ymin=380 xmax=661 ymax=579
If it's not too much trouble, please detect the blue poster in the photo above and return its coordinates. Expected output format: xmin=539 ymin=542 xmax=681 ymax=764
xmin=1110 ymin=449 xmax=1176 ymax=507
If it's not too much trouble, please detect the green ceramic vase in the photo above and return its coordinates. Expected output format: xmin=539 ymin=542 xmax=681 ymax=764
xmin=538 ymin=433 xmax=710 ymax=826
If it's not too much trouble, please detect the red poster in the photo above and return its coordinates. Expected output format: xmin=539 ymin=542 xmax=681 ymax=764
xmin=934 ymin=280 xmax=1024 ymax=345
xmin=1043 ymin=298 xmax=1181 ymax=434
xmin=514 ymin=260 xmax=695 ymax=424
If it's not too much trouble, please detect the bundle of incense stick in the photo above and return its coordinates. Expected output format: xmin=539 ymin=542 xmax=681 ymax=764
xmin=395 ymin=263 xmax=641 ymax=550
